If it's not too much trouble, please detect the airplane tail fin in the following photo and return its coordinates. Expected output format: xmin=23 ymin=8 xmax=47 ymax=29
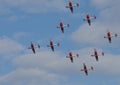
xmin=66 ymin=56 xmax=69 ymax=58
xmin=76 ymin=53 xmax=79 ymax=57
xmin=57 ymin=26 xmax=60 ymax=28
xmin=94 ymin=16 xmax=96 ymax=19
xmin=28 ymin=47 xmax=31 ymax=49
xmin=91 ymin=66 xmax=94 ymax=70
xmin=76 ymin=3 xmax=79 ymax=7
xmin=102 ymin=52 xmax=104 ymax=56
xmin=66 ymin=6 xmax=69 ymax=8
xmin=115 ymin=34 xmax=118 ymax=37
xmin=47 ymin=45 xmax=50 ymax=47
xmin=83 ymin=18 xmax=86 ymax=21
xmin=57 ymin=43 xmax=60 ymax=46
xmin=38 ymin=44 xmax=40 ymax=48
xmin=91 ymin=55 xmax=94 ymax=57
xmin=104 ymin=36 xmax=107 ymax=38
xmin=67 ymin=24 xmax=70 ymax=27
xmin=81 ymin=69 xmax=84 ymax=71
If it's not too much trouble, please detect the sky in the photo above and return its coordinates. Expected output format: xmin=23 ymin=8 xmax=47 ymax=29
xmin=0 ymin=0 xmax=120 ymax=85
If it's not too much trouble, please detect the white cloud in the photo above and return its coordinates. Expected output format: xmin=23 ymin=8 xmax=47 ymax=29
xmin=90 ymin=0 xmax=118 ymax=9
xmin=0 ymin=68 xmax=64 ymax=85
xmin=76 ymin=48 xmax=120 ymax=76
xmin=12 ymin=48 xmax=120 ymax=76
xmin=71 ymin=22 xmax=108 ymax=45
xmin=71 ymin=0 xmax=120 ymax=46
xmin=12 ymin=51 xmax=80 ymax=75
xmin=71 ymin=0 xmax=120 ymax=76
xmin=0 ymin=36 xmax=25 ymax=57
xmin=99 ymin=5 xmax=120 ymax=25
xmin=91 ymin=0 xmax=111 ymax=7
xmin=91 ymin=54 xmax=120 ymax=76
xmin=0 ymin=47 xmax=120 ymax=85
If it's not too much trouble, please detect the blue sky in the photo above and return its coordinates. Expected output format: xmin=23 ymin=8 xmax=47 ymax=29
xmin=0 ymin=0 xmax=120 ymax=85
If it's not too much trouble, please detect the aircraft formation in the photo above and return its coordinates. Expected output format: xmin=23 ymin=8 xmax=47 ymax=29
xmin=28 ymin=0 xmax=119 ymax=76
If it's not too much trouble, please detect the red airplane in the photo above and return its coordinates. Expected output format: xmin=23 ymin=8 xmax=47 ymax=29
xmin=66 ymin=0 xmax=79 ymax=13
xmin=57 ymin=20 xmax=70 ymax=33
xmin=28 ymin=42 xmax=40 ymax=54
xmin=81 ymin=63 xmax=93 ymax=76
xmin=83 ymin=13 xmax=96 ymax=26
xmin=66 ymin=51 xmax=79 ymax=63
xmin=91 ymin=49 xmax=104 ymax=61
xmin=47 ymin=40 xmax=60 ymax=52
xmin=104 ymin=31 xmax=118 ymax=43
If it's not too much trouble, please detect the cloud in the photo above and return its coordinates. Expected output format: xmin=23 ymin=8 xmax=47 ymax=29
xmin=0 ymin=36 xmax=25 ymax=57
xmin=0 ymin=47 xmax=120 ymax=85
xmin=93 ymin=54 xmax=120 ymax=76
xmin=71 ymin=0 xmax=120 ymax=76
xmin=12 ymin=51 xmax=80 ymax=75
xmin=90 ymin=0 xmax=117 ymax=9
xmin=91 ymin=0 xmax=111 ymax=7
xmin=12 ymin=48 xmax=120 ymax=76
xmin=71 ymin=0 xmax=120 ymax=46
xmin=76 ymin=48 xmax=120 ymax=76
xmin=0 ymin=68 xmax=65 ymax=85
xmin=71 ymin=22 xmax=109 ymax=45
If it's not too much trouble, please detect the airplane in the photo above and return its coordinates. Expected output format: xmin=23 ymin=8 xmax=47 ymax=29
xmin=83 ymin=13 xmax=96 ymax=26
xmin=28 ymin=41 xmax=40 ymax=54
xmin=66 ymin=51 xmax=79 ymax=63
xmin=66 ymin=0 xmax=79 ymax=13
xmin=91 ymin=49 xmax=104 ymax=61
xmin=57 ymin=20 xmax=70 ymax=33
xmin=104 ymin=31 xmax=118 ymax=43
xmin=81 ymin=63 xmax=93 ymax=76
xmin=47 ymin=40 xmax=60 ymax=52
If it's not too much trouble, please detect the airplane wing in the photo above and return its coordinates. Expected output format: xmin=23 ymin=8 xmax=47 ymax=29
xmin=88 ymin=66 xmax=94 ymax=71
xmin=47 ymin=45 xmax=49 ymax=47
xmin=73 ymin=3 xmax=79 ymax=7
xmin=34 ymin=44 xmax=40 ymax=48
xmin=29 ymin=44 xmax=40 ymax=49
xmin=66 ymin=6 xmax=70 ymax=8
xmin=72 ymin=54 xmax=79 ymax=57
xmin=111 ymin=34 xmax=118 ymax=38
xmin=91 ymin=16 xmax=96 ymax=19
xmin=83 ymin=18 xmax=87 ymax=21
xmin=63 ymin=24 xmax=70 ymax=28
xmin=28 ymin=47 xmax=32 ymax=49
xmin=81 ymin=69 xmax=84 ymax=71
xmin=104 ymin=35 xmax=116 ymax=38
xmin=66 ymin=56 xmax=71 ymax=58
xmin=104 ymin=36 xmax=108 ymax=38
xmin=57 ymin=24 xmax=69 ymax=28
xmin=57 ymin=26 xmax=61 ymax=28
xmin=91 ymin=54 xmax=95 ymax=57
xmin=54 ymin=43 xmax=60 ymax=46
xmin=66 ymin=3 xmax=79 ymax=8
